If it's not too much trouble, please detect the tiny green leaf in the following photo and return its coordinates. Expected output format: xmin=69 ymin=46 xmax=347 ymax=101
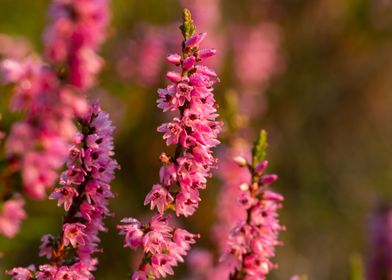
xmin=252 ymin=130 xmax=268 ymax=166
xmin=179 ymin=8 xmax=196 ymax=40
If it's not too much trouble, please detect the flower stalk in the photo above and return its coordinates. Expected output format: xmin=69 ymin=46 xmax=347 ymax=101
xmin=118 ymin=9 xmax=222 ymax=280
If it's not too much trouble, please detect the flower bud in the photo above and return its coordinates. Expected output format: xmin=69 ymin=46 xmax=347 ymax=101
xmin=260 ymin=174 xmax=278 ymax=185
xmin=166 ymin=53 xmax=182 ymax=64
xmin=263 ymin=190 xmax=284 ymax=201
xmin=166 ymin=71 xmax=182 ymax=83
xmin=199 ymin=48 xmax=216 ymax=59
xmin=255 ymin=160 xmax=268 ymax=175
xmin=185 ymin=32 xmax=207 ymax=48
xmin=182 ymin=56 xmax=196 ymax=70
xmin=233 ymin=156 xmax=248 ymax=167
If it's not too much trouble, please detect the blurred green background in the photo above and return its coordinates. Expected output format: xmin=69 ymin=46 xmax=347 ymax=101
xmin=1 ymin=0 xmax=392 ymax=279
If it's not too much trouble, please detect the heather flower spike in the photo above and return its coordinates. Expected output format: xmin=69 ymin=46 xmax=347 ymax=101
xmin=220 ymin=130 xmax=284 ymax=280
xmin=118 ymin=9 xmax=222 ymax=279
xmin=6 ymin=102 xmax=119 ymax=279
xmin=0 ymin=0 xmax=110 ymax=238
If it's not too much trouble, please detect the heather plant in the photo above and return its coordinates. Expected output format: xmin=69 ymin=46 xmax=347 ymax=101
xmin=6 ymin=101 xmax=119 ymax=279
xmin=222 ymin=130 xmax=284 ymax=280
xmin=118 ymin=9 xmax=223 ymax=279
xmin=0 ymin=0 xmax=110 ymax=238
xmin=186 ymin=132 xmax=284 ymax=280
xmin=0 ymin=1 xmax=291 ymax=279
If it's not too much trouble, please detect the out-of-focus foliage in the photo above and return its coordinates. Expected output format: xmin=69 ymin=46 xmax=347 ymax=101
xmin=1 ymin=0 xmax=392 ymax=279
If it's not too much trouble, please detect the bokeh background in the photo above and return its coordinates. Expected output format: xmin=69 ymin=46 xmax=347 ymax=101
xmin=1 ymin=0 xmax=392 ymax=279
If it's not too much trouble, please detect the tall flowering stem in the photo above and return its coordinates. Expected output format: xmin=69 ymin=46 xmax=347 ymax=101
xmin=6 ymin=102 xmax=119 ymax=279
xmin=0 ymin=0 xmax=109 ymax=238
xmin=221 ymin=131 xmax=284 ymax=280
xmin=44 ymin=0 xmax=109 ymax=89
xmin=118 ymin=9 xmax=222 ymax=280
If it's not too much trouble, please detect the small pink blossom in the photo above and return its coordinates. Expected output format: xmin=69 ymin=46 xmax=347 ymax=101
xmin=166 ymin=53 xmax=181 ymax=64
xmin=62 ymin=223 xmax=88 ymax=248
xmin=49 ymin=186 xmax=78 ymax=211
xmin=151 ymin=254 xmax=176 ymax=278
xmin=118 ymin=218 xmax=144 ymax=250
xmin=0 ymin=198 xmax=26 ymax=238
xmin=39 ymin=235 xmax=54 ymax=259
xmin=144 ymin=184 xmax=174 ymax=214
xmin=185 ymin=32 xmax=207 ymax=49
xmin=6 ymin=266 xmax=34 ymax=280
xmin=131 ymin=271 xmax=147 ymax=280
xmin=166 ymin=71 xmax=182 ymax=83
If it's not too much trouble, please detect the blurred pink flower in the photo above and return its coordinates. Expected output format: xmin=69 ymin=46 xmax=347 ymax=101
xmin=0 ymin=198 xmax=26 ymax=238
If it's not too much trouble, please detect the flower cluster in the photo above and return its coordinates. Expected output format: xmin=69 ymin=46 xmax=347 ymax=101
xmin=6 ymin=102 xmax=119 ymax=279
xmin=2 ymin=58 xmax=86 ymax=200
xmin=221 ymin=132 xmax=284 ymax=280
xmin=0 ymin=0 xmax=110 ymax=238
xmin=118 ymin=10 xmax=222 ymax=279
xmin=180 ymin=0 xmax=224 ymax=70
xmin=0 ymin=197 xmax=26 ymax=238
xmin=232 ymin=23 xmax=282 ymax=96
xmin=183 ymin=142 xmax=252 ymax=280
xmin=115 ymin=24 xmax=167 ymax=86
xmin=44 ymin=0 xmax=110 ymax=90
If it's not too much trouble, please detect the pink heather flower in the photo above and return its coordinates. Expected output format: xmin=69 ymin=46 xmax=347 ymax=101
xmin=118 ymin=218 xmax=144 ymax=250
xmin=166 ymin=53 xmax=181 ymax=64
xmin=132 ymin=271 xmax=148 ymax=280
xmin=8 ymin=102 xmax=119 ymax=278
xmin=260 ymin=174 xmax=279 ymax=185
xmin=175 ymin=192 xmax=198 ymax=217
xmin=0 ymin=197 xmax=26 ymax=238
xmin=44 ymin=0 xmax=109 ymax=90
xmin=198 ymin=48 xmax=216 ymax=59
xmin=0 ymin=0 xmax=112 ymax=231
xmin=63 ymin=223 xmax=88 ymax=248
xmin=144 ymin=184 xmax=174 ymax=214
xmin=0 ymin=55 xmax=87 ymax=203
xmin=0 ymin=1 xmax=109 ymax=242
xmin=232 ymin=23 xmax=282 ymax=94
xmin=182 ymin=56 xmax=196 ymax=70
xmin=159 ymin=163 xmax=177 ymax=186
xmin=221 ymin=156 xmax=284 ymax=280
xmin=166 ymin=71 xmax=182 ymax=83
xmin=255 ymin=160 xmax=268 ymax=175
xmin=173 ymin=229 xmax=199 ymax=252
xmin=180 ymin=0 xmax=224 ymax=71
xmin=151 ymin=254 xmax=176 ymax=278
xmin=39 ymin=235 xmax=55 ymax=259
xmin=187 ymin=249 xmax=214 ymax=274
xmin=119 ymin=10 xmax=221 ymax=278
xmin=6 ymin=266 xmax=34 ymax=280
xmin=49 ymin=186 xmax=78 ymax=211
xmin=158 ymin=118 xmax=184 ymax=146
xmin=36 ymin=264 xmax=57 ymax=279
xmin=185 ymin=32 xmax=207 ymax=49
xmin=115 ymin=24 xmax=167 ymax=86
